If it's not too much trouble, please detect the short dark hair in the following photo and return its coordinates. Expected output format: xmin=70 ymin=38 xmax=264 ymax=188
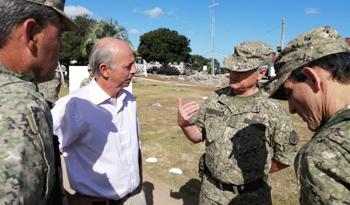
xmin=0 ymin=0 xmax=61 ymax=48
xmin=290 ymin=52 xmax=350 ymax=84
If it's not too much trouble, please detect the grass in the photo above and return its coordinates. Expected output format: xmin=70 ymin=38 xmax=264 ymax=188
xmin=59 ymin=75 xmax=313 ymax=205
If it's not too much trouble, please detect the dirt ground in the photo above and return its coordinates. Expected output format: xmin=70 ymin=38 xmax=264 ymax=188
xmin=59 ymin=75 xmax=313 ymax=205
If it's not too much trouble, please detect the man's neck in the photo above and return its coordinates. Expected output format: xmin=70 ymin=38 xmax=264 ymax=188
xmin=95 ymin=77 xmax=122 ymax=99
xmin=323 ymin=82 xmax=350 ymax=120
xmin=0 ymin=47 xmax=28 ymax=74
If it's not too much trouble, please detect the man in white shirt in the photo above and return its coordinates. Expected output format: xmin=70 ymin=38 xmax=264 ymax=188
xmin=52 ymin=37 xmax=146 ymax=205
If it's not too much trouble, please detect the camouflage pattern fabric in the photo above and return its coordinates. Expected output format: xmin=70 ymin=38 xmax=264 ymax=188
xmin=38 ymin=69 xmax=62 ymax=105
xmin=268 ymin=26 xmax=350 ymax=96
xmin=223 ymin=41 xmax=272 ymax=72
xmin=295 ymin=105 xmax=350 ymax=205
xmin=195 ymin=87 xmax=298 ymax=205
xmin=0 ymin=65 xmax=61 ymax=204
xmin=79 ymin=76 xmax=93 ymax=88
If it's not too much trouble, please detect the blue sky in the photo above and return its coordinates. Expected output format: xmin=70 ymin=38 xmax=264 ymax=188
xmin=64 ymin=0 xmax=350 ymax=65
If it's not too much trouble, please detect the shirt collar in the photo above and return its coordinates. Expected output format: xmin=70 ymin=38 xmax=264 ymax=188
xmin=88 ymin=79 xmax=126 ymax=106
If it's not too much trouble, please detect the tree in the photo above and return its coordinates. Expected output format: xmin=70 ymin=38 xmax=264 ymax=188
xmin=189 ymin=54 xmax=209 ymax=71
xmin=82 ymin=19 xmax=129 ymax=58
xmin=138 ymin=28 xmax=191 ymax=65
xmin=60 ymin=16 xmax=129 ymax=66
xmin=60 ymin=15 xmax=96 ymax=66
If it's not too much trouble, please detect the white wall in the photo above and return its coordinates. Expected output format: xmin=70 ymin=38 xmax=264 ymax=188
xmin=69 ymin=66 xmax=89 ymax=93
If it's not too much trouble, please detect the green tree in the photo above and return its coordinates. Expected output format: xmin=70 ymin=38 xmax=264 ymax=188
xmin=60 ymin=16 xmax=129 ymax=66
xmin=189 ymin=54 xmax=209 ymax=71
xmin=138 ymin=28 xmax=191 ymax=65
xmin=60 ymin=15 xmax=96 ymax=66
xmin=82 ymin=19 xmax=129 ymax=58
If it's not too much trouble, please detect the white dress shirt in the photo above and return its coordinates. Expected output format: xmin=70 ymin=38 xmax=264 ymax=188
xmin=52 ymin=80 xmax=140 ymax=200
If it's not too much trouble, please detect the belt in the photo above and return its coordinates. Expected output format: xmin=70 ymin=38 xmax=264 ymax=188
xmin=73 ymin=193 xmax=123 ymax=205
xmin=205 ymin=169 xmax=265 ymax=194
xmin=72 ymin=186 xmax=141 ymax=205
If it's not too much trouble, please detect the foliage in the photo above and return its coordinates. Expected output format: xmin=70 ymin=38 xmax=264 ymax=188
xmin=189 ymin=54 xmax=208 ymax=71
xmin=60 ymin=15 xmax=96 ymax=66
xmin=137 ymin=28 xmax=191 ymax=65
xmin=60 ymin=16 xmax=129 ymax=66
xmin=82 ymin=19 xmax=129 ymax=58
xmin=189 ymin=54 xmax=221 ymax=74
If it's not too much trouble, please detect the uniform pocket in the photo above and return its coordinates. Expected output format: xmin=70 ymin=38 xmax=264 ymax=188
xmin=204 ymin=114 xmax=226 ymax=143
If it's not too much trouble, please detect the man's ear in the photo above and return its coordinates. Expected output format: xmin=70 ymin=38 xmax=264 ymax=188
xmin=99 ymin=64 xmax=110 ymax=78
xmin=23 ymin=18 xmax=41 ymax=54
xmin=256 ymin=67 xmax=267 ymax=80
xmin=303 ymin=67 xmax=321 ymax=92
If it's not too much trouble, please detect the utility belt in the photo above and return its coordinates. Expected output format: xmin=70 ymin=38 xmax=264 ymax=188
xmin=200 ymin=154 xmax=265 ymax=194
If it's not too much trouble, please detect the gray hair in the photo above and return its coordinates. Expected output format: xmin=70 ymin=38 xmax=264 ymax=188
xmin=0 ymin=0 xmax=61 ymax=48
xmin=89 ymin=45 xmax=118 ymax=78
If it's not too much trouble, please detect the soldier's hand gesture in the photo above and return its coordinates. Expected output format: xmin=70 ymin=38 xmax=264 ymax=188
xmin=177 ymin=97 xmax=199 ymax=127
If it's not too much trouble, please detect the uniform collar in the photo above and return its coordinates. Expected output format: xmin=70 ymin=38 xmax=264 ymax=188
xmin=0 ymin=64 xmax=35 ymax=82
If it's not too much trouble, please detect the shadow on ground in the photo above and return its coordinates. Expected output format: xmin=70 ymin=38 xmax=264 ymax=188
xmin=170 ymin=178 xmax=201 ymax=205
xmin=143 ymin=178 xmax=201 ymax=205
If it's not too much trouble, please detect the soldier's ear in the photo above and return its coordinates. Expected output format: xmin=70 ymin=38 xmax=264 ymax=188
xmin=256 ymin=67 xmax=267 ymax=80
xmin=23 ymin=18 xmax=41 ymax=54
xmin=303 ymin=67 xmax=321 ymax=92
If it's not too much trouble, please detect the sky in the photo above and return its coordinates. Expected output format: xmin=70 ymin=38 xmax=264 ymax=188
xmin=64 ymin=0 xmax=350 ymax=65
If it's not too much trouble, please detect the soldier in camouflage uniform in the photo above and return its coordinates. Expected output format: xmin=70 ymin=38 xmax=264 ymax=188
xmin=267 ymin=26 xmax=350 ymax=204
xmin=38 ymin=65 xmax=65 ymax=107
xmin=0 ymin=0 xmax=77 ymax=204
xmin=79 ymin=66 xmax=94 ymax=87
xmin=178 ymin=41 xmax=298 ymax=205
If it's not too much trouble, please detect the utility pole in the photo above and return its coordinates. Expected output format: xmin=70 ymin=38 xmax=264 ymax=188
xmin=209 ymin=0 xmax=218 ymax=75
xmin=280 ymin=17 xmax=285 ymax=50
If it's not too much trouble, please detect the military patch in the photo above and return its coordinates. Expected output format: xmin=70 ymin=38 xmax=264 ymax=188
xmin=206 ymin=108 xmax=224 ymax=117
xmin=243 ymin=115 xmax=265 ymax=124
xmin=289 ymin=130 xmax=299 ymax=145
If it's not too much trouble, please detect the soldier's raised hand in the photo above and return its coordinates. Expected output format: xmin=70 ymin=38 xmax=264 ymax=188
xmin=177 ymin=97 xmax=200 ymax=127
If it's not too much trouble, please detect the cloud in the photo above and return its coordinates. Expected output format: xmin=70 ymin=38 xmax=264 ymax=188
xmin=304 ymin=8 xmax=319 ymax=15
xmin=64 ymin=5 xmax=93 ymax=17
xmin=144 ymin=7 xmax=164 ymax=19
xmin=128 ymin=28 xmax=140 ymax=35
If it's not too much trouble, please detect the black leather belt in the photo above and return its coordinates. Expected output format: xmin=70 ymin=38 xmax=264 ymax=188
xmin=205 ymin=169 xmax=265 ymax=194
xmin=75 ymin=185 xmax=141 ymax=205
xmin=92 ymin=199 xmax=121 ymax=205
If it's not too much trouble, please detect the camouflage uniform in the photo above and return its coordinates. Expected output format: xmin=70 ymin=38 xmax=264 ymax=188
xmin=267 ymin=27 xmax=350 ymax=205
xmin=79 ymin=76 xmax=93 ymax=87
xmin=197 ymin=41 xmax=298 ymax=205
xmin=0 ymin=65 xmax=61 ymax=204
xmin=295 ymin=105 xmax=350 ymax=204
xmin=38 ymin=69 xmax=62 ymax=106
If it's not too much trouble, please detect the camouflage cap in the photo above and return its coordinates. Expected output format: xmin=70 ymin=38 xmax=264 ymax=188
xmin=224 ymin=41 xmax=272 ymax=72
xmin=26 ymin=0 xmax=78 ymax=31
xmin=269 ymin=26 xmax=350 ymax=97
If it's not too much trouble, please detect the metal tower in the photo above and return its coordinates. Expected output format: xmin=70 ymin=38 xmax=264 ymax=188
xmin=209 ymin=0 xmax=218 ymax=75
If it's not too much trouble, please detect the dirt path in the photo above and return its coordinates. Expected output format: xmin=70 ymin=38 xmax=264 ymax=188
xmin=62 ymin=157 xmax=198 ymax=205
